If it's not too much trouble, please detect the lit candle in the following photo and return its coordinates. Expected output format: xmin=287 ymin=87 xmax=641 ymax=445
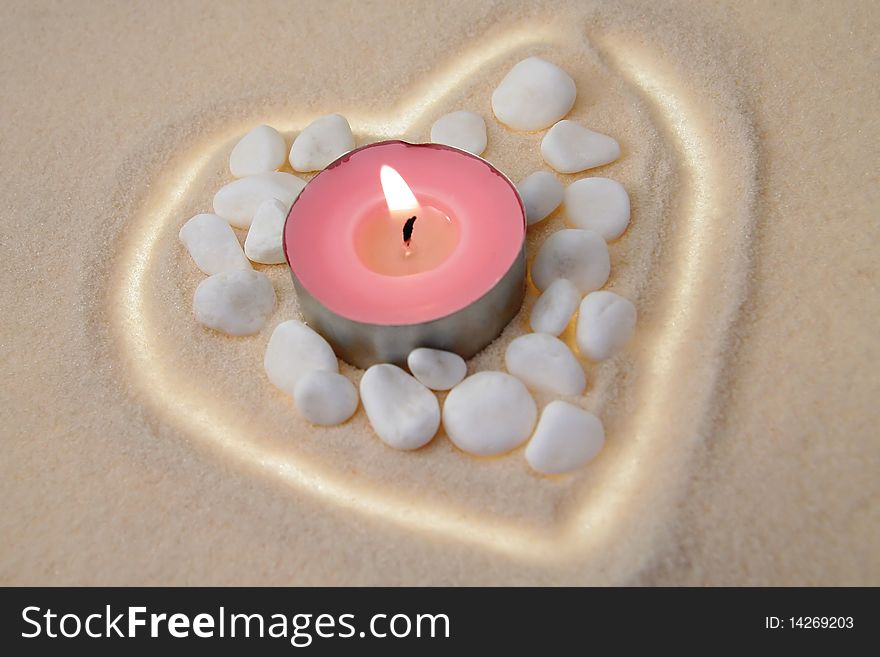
xmin=354 ymin=165 xmax=459 ymax=276
xmin=283 ymin=140 xmax=525 ymax=368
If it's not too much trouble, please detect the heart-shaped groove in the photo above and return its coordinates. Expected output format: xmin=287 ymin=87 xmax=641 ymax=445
xmin=109 ymin=23 xmax=755 ymax=567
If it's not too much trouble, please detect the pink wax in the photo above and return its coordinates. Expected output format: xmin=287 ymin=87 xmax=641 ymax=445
xmin=353 ymin=202 xmax=459 ymax=277
xmin=284 ymin=141 xmax=525 ymax=326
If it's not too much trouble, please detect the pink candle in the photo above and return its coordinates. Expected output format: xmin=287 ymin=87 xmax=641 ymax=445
xmin=284 ymin=140 xmax=525 ymax=368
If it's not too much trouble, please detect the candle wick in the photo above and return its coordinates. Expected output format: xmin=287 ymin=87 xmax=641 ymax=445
xmin=403 ymin=215 xmax=417 ymax=246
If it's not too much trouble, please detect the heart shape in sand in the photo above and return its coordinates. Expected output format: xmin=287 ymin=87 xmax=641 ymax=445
xmin=108 ymin=21 xmax=755 ymax=571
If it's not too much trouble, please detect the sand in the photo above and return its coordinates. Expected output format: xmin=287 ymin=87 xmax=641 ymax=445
xmin=1 ymin=0 xmax=877 ymax=585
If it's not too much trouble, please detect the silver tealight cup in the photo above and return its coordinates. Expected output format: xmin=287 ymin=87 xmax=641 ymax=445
xmin=283 ymin=140 xmax=526 ymax=369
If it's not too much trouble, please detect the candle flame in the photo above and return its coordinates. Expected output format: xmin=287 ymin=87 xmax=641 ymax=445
xmin=380 ymin=165 xmax=419 ymax=215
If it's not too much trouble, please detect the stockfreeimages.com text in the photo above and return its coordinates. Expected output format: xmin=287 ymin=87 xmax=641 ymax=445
xmin=22 ymin=605 xmax=450 ymax=646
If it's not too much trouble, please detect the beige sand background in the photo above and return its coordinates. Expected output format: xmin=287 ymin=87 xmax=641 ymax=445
xmin=1 ymin=0 xmax=878 ymax=585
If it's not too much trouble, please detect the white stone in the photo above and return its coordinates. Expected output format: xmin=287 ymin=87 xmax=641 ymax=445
xmin=565 ymin=177 xmax=630 ymax=241
xmin=179 ymin=213 xmax=251 ymax=275
xmin=531 ymin=228 xmax=610 ymax=294
xmin=293 ymin=370 xmax=358 ymax=426
xmin=491 ymin=57 xmax=576 ymax=131
xmin=517 ymin=171 xmax=563 ymax=226
xmin=530 ymin=278 xmax=580 ymax=336
xmin=407 ymin=348 xmax=466 ymax=391
xmin=430 ymin=111 xmax=487 ymax=155
xmin=193 ymin=270 xmax=275 ymax=336
xmin=442 ymin=371 xmax=536 ymax=455
xmin=360 ymin=364 xmax=440 ymax=450
xmin=213 ymin=172 xmax=305 ymax=229
xmin=289 ymin=114 xmax=355 ymax=172
xmin=505 ymin=333 xmax=585 ymax=396
xmin=525 ymin=401 xmax=604 ymax=474
xmin=264 ymin=320 xmax=338 ymax=396
xmin=541 ymin=120 xmax=620 ymax=173
xmin=229 ymin=125 xmax=287 ymax=178
xmin=244 ymin=198 xmax=288 ymax=264
xmin=576 ymin=291 xmax=637 ymax=361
